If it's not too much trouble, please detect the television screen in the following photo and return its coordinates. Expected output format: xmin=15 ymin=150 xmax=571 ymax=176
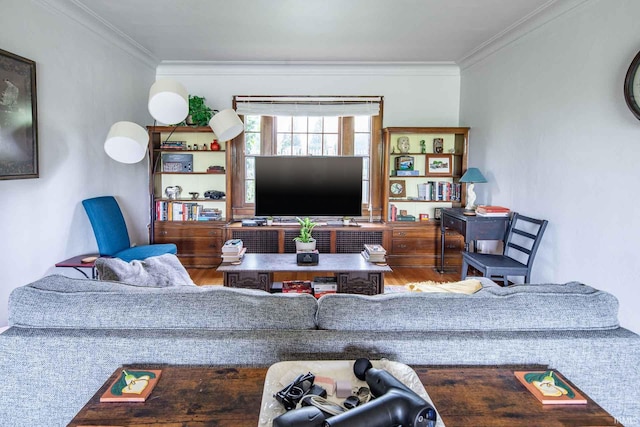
xmin=254 ymin=156 xmax=363 ymax=217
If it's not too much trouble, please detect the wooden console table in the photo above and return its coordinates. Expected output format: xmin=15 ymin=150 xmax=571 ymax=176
xmin=69 ymin=364 xmax=619 ymax=427
xmin=216 ymin=253 xmax=392 ymax=295
xmin=439 ymin=208 xmax=510 ymax=273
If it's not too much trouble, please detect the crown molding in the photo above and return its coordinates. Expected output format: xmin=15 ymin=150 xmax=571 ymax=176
xmin=157 ymin=61 xmax=460 ymax=77
xmin=34 ymin=0 xmax=158 ymax=70
xmin=458 ymin=0 xmax=591 ymax=70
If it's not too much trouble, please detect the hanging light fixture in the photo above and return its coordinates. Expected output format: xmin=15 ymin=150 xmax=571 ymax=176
xmin=147 ymin=79 xmax=189 ymax=125
xmin=209 ymin=108 xmax=244 ymax=141
xmin=103 ymin=121 xmax=149 ymax=164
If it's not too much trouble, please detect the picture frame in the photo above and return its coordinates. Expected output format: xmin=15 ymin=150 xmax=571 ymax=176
xmin=425 ymin=154 xmax=452 ymax=177
xmin=0 ymin=48 xmax=38 ymax=180
xmin=434 ymin=208 xmax=442 ymax=220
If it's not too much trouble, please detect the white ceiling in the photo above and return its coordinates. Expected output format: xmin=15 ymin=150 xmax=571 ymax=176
xmin=72 ymin=0 xmax=556 ymax=64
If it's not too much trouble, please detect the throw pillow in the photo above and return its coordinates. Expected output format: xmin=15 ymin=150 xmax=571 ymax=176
xmin=95 ymin=254 xmax=196 ymax=287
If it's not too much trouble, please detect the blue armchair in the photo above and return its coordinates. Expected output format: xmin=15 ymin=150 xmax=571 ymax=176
xmin=82 ymin=196 xmax=177 ymax=262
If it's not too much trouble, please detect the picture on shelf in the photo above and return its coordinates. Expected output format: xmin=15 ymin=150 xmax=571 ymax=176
xmin=426 ymin=154 xmax=452 ymax=176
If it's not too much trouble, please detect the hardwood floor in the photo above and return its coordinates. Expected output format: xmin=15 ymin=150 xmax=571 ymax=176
xmin=187 ymin=266 xmax=462 ymax=287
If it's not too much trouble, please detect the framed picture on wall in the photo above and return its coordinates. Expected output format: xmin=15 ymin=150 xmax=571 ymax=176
xmin=426 ymin=154 xmax=452 ymax=177
xmin=0 ymin=48 xmax=38 ymax=180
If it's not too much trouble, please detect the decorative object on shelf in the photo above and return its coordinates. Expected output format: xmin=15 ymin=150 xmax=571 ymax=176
xmin=624 ymin=49 xmax=640 ymax=120
xmin=161 ymin=153 xmax=192 ymax=172
xmin=209 ymin=108 xmax=244 ymax=141
xmin=293 ymin=217 xmax=317 ymax=252
xmin=342 ymin=217 xmax=351 ymax=226
xmin=389 ymin=180 xmax=406 ymax=198
xmin=433 ymin=138 xmax=444 ymax=153
xmin=165 ymin=185 xmax=182 ymax=200
xmin=105 ymin=79 xmax=189 ymax=164
xmin=425 ymin=154 xmax=452 ymax=176
xmin=394 ymin=155 xmax=414 ymax=171
xmin=434 ymin=207 xmax=442 ymax=220
xmin=0 ymin=48 xmax=38 ymax=180
xmin=266 ymin=216 xmax=274 ymax=226
xmin=186 ymin=95 xmax=217 ymax=126
xmin=396 ymin=136 xmax=410 ymax=153
xmin=459 ymin=167 xmax=487 ymax=212
xmin=189 ymin=192 xmax=199 ymax=200
xmin=206 ymin=165 xmax=225 ymax=174
xmin=204 ymin=190 xmax=225 ymax=199
xmin=210 ymin=139 xmax=221 ymax=151
xmin=420 ymin=140 xmax=426 ymax=154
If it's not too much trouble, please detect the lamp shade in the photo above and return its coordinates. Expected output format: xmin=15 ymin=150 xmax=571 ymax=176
xmin=459 ymin=167 xmax=487 ymax=183
xmin=209 ymin=109 xmax=244 ymax=141
xmin=104 ymin=121 xmax=148 ymax=164
xmin=148 ymin=79 xmax=189 ymax=124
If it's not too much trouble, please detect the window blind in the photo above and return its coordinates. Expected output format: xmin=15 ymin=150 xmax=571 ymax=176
xmin=234 ymin=96 xmax=382 ymax=117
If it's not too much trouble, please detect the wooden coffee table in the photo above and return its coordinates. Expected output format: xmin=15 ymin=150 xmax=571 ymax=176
xmin=68 ymin=364 xmax=620 ymax=427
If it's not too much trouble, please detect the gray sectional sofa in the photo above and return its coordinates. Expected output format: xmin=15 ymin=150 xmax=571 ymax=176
xmin=1 ymin=274 xmax=639 ymax=426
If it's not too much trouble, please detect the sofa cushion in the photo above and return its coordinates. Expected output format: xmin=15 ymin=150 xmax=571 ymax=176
xmin=316 ymin=281 xmax=619 ymax=332
xmin=9 ymin=275 xmax=318 ymax=330
xmin=94 ymin=254 xmax=195 ymax=287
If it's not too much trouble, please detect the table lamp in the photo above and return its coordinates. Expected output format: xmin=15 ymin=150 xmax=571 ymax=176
xmin=459 ymin=167 xmax=487 ymax=213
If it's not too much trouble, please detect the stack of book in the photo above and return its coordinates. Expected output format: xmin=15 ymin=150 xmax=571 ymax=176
xmin=282 ymin=280 xmax=313 ymax=294
xmin=476 ymin=205 xmax=510 ymax=217
xmin=361 ymin=244 xmax=387 ymax=263
xmin=221 ymin=239 xmax=246 ymax=263
xmin=312 ymin=276 xmax=337 ymax=298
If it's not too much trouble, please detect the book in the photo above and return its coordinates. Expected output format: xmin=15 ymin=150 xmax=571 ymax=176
xmin=364 ymin=244 xmax=386 ymax=255
xmin=221 ymin=247 xmax=246 ymax=262
xmin=361 ymin=250 xmax=385 ymax=263
xmin=100 ymin=368 xmax=162 ymax=403
xmin=222 ymin=239 xmax=244 ymax=254
xmin=514 ymin=370 xmax=587 ymax=405
xmin=476 ymin=205 xmax=510 ymax=213
xmin=476 ymin=212 xmax=510 ymax=217
xmin=282 ymin=280 xmax=313 ymax=294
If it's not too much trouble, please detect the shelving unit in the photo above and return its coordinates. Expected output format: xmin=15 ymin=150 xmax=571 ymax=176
xmin=382 ymin=127 xmax=469 ymax=268
xmin=148 ymin=126 xmax=231 ymax=267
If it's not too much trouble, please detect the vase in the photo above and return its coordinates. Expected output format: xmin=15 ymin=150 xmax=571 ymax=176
xmin=210 ymin=140 xmax=221 ymax=151
xmin=295 ymin=239 xmax=316 ymax=252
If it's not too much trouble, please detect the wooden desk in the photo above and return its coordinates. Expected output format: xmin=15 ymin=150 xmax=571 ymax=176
xmin=439 ymin=208 xmax=510 ymax=273
xmin=217 ymin=253 xmax=392 ymax=295
xmin=68 ymin=364 xmax=619 ymax=427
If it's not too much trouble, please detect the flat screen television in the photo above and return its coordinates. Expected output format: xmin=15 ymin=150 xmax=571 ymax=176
xmin=254 ymin=156 xmax=363 ymax=217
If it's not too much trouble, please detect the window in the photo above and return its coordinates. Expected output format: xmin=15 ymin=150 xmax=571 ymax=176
xmin=232 ymin=96 xmax=383 ymax=219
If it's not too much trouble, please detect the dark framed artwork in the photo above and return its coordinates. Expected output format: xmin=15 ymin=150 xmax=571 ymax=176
xmin=0 ymin=48 xmax=38 ymax=179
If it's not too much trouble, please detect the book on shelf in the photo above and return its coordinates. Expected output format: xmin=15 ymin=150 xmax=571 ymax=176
xmin=100 ymin=368 xmax=162 ymax=403
xmin=221 ymin=247 xmax=247 ymax=262
xmin=514 ymin=371 xmax=587 ymax=405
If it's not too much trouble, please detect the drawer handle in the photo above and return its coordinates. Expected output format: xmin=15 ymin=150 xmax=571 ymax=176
xmin=159 ymin=231 xmax=167 ymax=236
xmin=398 ymin=244 xmax=408 ymax=249
xmin=208 ymin=231 xmax=218 ymax=236
xmin=398 ymin=232 xmax=406 ymax=236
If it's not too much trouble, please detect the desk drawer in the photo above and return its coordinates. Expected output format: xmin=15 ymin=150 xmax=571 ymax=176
xmin=392 ymin=228 xmax=437 ymax=239
xmin=392 ymin=239 xmax=437 ymax=254
xmin=443 ymin=216 xmax=465 ymax=235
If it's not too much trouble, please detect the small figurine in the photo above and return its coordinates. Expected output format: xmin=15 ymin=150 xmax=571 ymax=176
xmin=420 ymin=140 xmax=426 ymax=154
xmin=397 ymin=136 xmax=410 ymax=154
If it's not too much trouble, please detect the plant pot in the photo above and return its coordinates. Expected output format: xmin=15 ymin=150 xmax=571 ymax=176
xmin=295 ymin=239 xmax=316 ymax=252
xmin=266 ymin=219 xmax=273 ymax=226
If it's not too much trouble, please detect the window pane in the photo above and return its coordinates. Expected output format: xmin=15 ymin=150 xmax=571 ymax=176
xmin=354 ymin=134 xmax=370 ymax=156
xmin=277 ymin=116 xmax=292 ymax=132
xmin=308 ymin=117 xmax=322 ymax=132
xmin=323 ymin=134 xmax=338 ymax=155
xmin=362 ymin=157 xmax=369 ymax=179
xmin=277 ymin=133 xmax=292 ymax=155
xmin=245 ymin=115 xmax=261 ymax=132
xmin=308 ymin=134 xmax=322 ymax=155
xmin=245 ymin=133 xmax=261 ymax=155
xmin=324 ymin=116 xmax=338 ymax=133
xmin=362 ymin=181 xmax=369 ymax=204
xmin=292 ymin=134 xmax=307 ymax=155
xmin=293 ymin=116 xmax=307 ymax=133
xmin=245 ymin=180 xmax=255 ymax=203
xmin=245 ymin=157 xmax=255 ymax=179
xmin=354 ymin=116 xmax=370 ymax=132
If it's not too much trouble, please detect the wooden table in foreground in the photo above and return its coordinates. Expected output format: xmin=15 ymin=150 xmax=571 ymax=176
xmin=68 ymin=365 xmax=620 ymax=427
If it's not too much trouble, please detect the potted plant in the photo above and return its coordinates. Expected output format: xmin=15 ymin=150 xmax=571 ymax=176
xmin=186 ymin=95 xmax=218 ymax=126
xmin=293 ymin=217 xmax=317 ymax=251
xmin=342 ymin=216 xmax=351 ymax=226
xmin=266 ymin=216 xmax=274 ymax=226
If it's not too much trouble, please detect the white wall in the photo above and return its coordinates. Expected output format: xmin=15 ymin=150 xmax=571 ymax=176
xmin=156 ymin=62 xmax=460 ymax=127
xmin=460 ymin=0 xmax=640 ymax=333
xmin=0 ymin=0 xmax=156 ymax=326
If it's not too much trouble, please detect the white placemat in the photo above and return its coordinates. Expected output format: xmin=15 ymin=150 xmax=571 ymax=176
xmin=258 ymin=359 xmax=445 ymax=427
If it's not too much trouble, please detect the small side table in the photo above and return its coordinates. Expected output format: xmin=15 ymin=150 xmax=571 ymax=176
xmin=55 ymin=254 xmax=99 ymax=279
